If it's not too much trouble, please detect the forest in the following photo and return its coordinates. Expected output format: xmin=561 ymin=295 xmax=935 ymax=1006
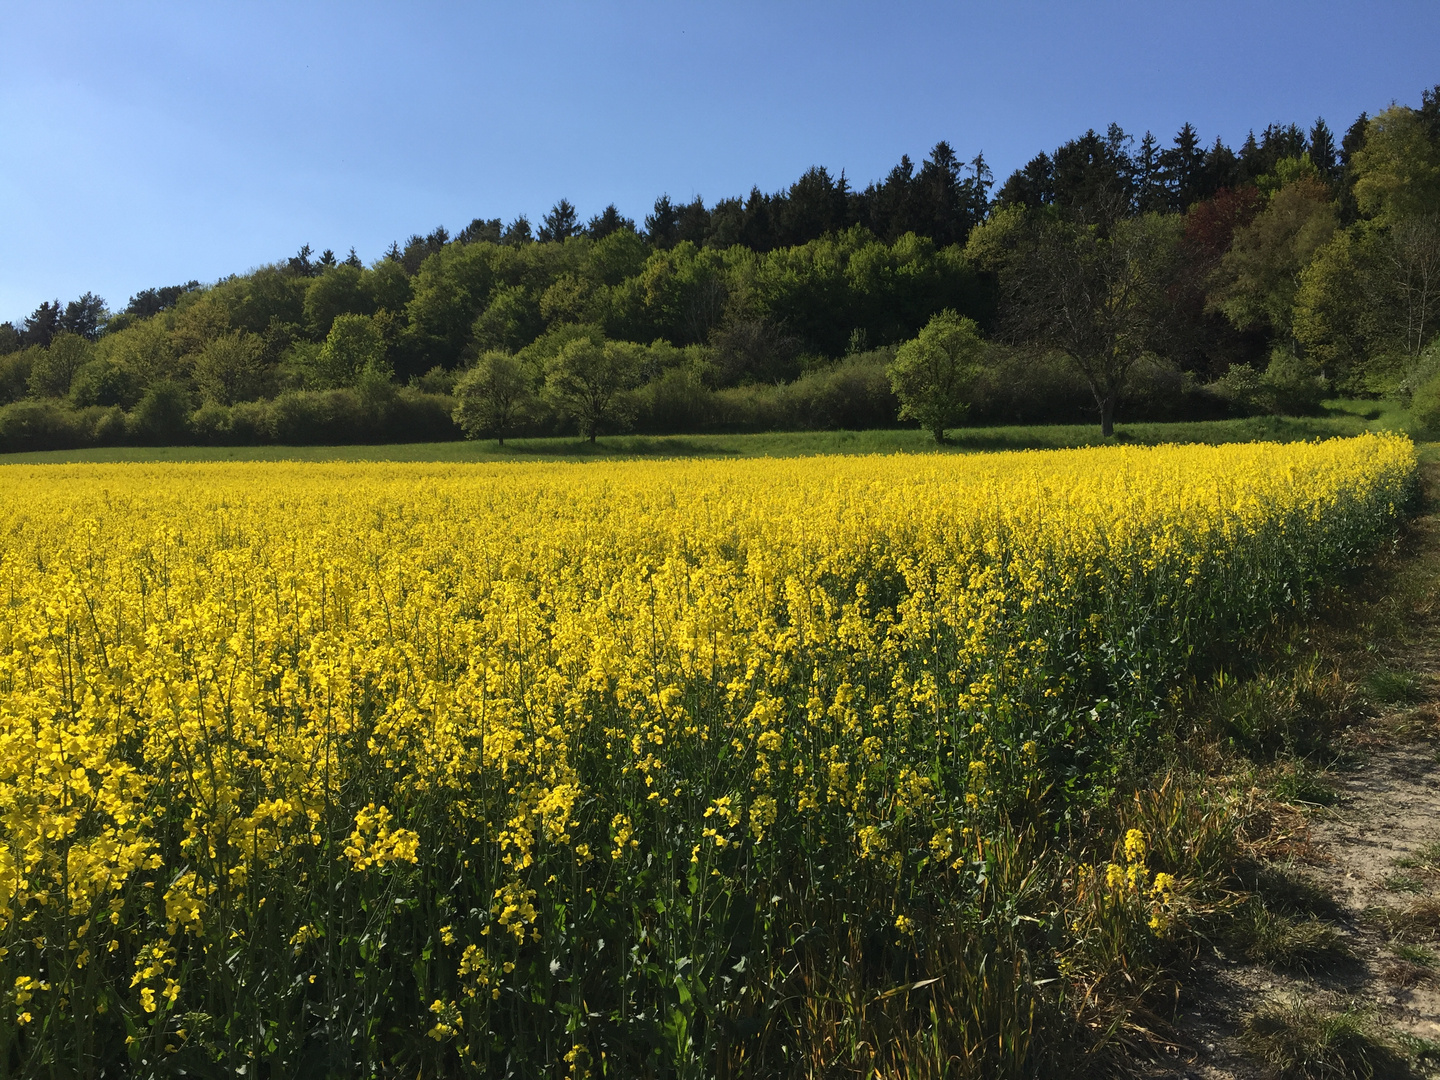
xmin=0 ymin=84 xmax=1437 ymax=449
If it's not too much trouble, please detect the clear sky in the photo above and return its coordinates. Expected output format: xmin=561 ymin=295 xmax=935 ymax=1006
xmin=2 ymin=0 xmax=1436 ymax=325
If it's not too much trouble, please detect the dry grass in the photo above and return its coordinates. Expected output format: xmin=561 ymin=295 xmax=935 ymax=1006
xmin=1242 ymin=1000 xmax=1413 ymax=1079
xmin=1369 ymin=897 xmax=1440 ymax=945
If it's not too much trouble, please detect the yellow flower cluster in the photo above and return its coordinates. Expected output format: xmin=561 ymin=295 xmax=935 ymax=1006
xmin=0 ymin=434 xmax=1413 ymax=1067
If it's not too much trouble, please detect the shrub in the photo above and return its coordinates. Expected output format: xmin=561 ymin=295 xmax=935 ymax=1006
xmin=414 ymin=365 xmax=458 ymax=395
xmin=1409 ymin=370 xmax=1440 ymax=438
xmin=128 ymin=380 xmax=194 ymax=444
xmin=1208 ymin=362 xmax=1269 ymax=416
xmin=1263 ymin=348 xmax=1328 ymax=416
xmin=264 ymin=388 xmax=460 ymax=445
xmin=0 ymin=400 xmax=121 ymax=452
xmin=227 ymin=400 xmax=275 ymax=444
xmin=783 ymin=353 xmax=899 ymax=430
xmin=385 ymin=388 xmax=461 ymax=442
xmin=632 ymin=366 xmax=717 ymax=434
xmin=267 ymin=389 xmax=370 ymax=444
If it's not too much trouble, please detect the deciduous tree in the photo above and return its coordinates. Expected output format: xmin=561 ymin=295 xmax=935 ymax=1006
xmin=453 ymin=351 xmax=533 ymax=444
xmin=987 ymin=208 xmax=1184 ymax=435
xmin=888 ymin=310 xmax=986 ymax=441
xmin=544 ymin=338 xmax=639 ymax=441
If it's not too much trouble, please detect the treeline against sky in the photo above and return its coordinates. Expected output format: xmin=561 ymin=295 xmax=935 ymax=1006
xmin=1 ymin=86 xmax=1437 ymax=449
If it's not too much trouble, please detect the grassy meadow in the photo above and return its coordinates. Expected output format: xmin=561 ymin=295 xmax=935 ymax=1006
xmin=0 ymin=398 xmax=1409 ymax=465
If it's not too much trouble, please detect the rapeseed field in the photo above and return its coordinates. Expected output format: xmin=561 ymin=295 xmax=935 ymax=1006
xmin=0 ymin=435 xmax=1415 ymax=1077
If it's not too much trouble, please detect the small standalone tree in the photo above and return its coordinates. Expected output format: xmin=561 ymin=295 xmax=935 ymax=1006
xmin=544 ymin=338 xmax=639 ymax=442
xmin=888 ymin=311 xmax=987 ymax=442
xmin=453 ymin=351 xmax=534 ymax=445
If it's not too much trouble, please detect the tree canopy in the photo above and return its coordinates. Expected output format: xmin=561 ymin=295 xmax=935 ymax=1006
xmin=4 ymin=84 xmax=1438 ymax=442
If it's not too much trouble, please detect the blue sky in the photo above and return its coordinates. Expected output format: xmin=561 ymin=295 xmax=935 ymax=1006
xmin=2 ymin=0 xmax=1436 ymax=325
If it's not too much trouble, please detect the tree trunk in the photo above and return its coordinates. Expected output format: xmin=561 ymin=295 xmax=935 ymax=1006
xmin=932 ymin=426 xmax=946 ymax=444
xmin=1100 ymin=394 xmax=1115 ymax=437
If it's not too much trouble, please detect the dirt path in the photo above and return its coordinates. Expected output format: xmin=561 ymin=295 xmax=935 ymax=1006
xmin=1309 ymin=732 xmax=1440 ymax=1045
xmin=1141 ymin=716 xmax=1440 ymax=1080
xmin=1144 ymin=475 xmax=1440 ymax=1079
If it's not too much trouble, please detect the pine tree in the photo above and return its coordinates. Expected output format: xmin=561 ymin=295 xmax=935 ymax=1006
xmin=538 ymin=199 xmax=580 ymax=243
xmin=1308 ymin=118 xmax=1339 ymax=181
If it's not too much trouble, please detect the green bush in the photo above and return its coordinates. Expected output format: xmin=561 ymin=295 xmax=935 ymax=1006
xmin=263 ymin=388 xmax=460 ymax=445
xmin=1208 ymin=362 xmax=1269 ymax=416
xmin=1263 ymin=349 xmax=1328 ymax=416
xmin=1208 ymin=350 xmax=1327 ymax=418
xmin=1409 ymin=369 xmax=1440 ymax=438
xmin=128 ymin=381 xmax=194 ymax=444
xmin=0 ymin=400 xmax=120 ymax=452
xmin=699 ymin=354 xmax=901 ymax=434
xmin=631 ymin=366 xmax=715 ymax=433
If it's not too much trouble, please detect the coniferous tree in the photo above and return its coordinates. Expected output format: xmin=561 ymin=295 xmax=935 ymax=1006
xmin=456 ymin=218 xmax=503 ymax=245
xmin=860 ymin=155 xmax=918 ymax=239
xmin=739 ymin=188 xmax=776 ymax=250
xmin=1134 ymin=132 xmax=1167 ymax=212
xmin=125 ymin=282 xmax=199 ymax=318
xmin=538 ymin=199 xmax=580 ymax=243
xmin=911 ymin=144 xmax=977 ymax=247
xmin=585 ymin=205 xmax=634 ymax=240
xmin=1238 ymin=131 xmax=1263 ymax=181
xmin=401 ymin=228 xmax=449 ymax=273
xmin=502 ymin=217 xmax=534 ymax=246
xmin=781 ymin=166 xmax=848 ymax=245
xmin=1203 ymin=137 xmax=1241 ymax=195
xmin=1160 ymin=123 xmax=1207 ymax=210
xmin=675 ymin=197 xmax=711 ymax=245
xmin=1050 ymin=127 xmax=1133 ymax=212
xmin=1309 ymin=118 xmax=1339 ymax=181
xmin=22 ymin=301 xmax=61 ymax=347
xmin=644 ymin=196 xmax=680 ymax=248
xmin=1341 ymin=114 xmax=1370 ymax=169
xmin=996 ymin=152 xmax=1055 ymax=210
xmin=287 ymin=244 xmax=316 ymax=277
xmin=59 ymin=293 xmax=108 ymax=340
